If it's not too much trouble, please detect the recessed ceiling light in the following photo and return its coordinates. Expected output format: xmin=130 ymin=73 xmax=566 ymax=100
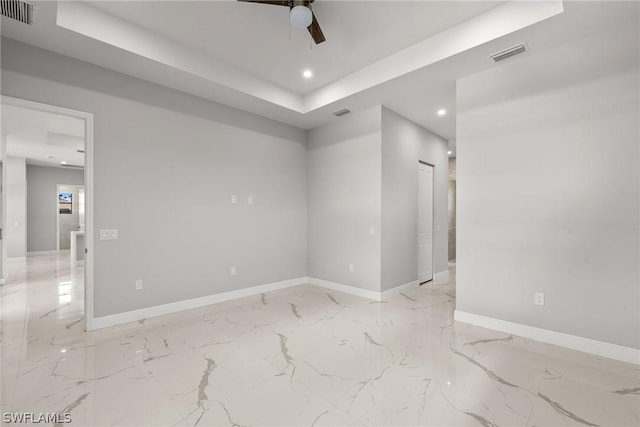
xmin=448 ymin=151 xmax=452 ymax=155
xmin=61 ymin=161 xmax=67 ymax=165
xmin=437 ymin=109 xmax=447 ymax=116
xmin=303 ymin=69 xmax=313 ymax=79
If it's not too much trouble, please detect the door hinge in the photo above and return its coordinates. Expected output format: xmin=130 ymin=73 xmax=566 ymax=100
xmin=84 ymin=248 xmax=88 ymax=254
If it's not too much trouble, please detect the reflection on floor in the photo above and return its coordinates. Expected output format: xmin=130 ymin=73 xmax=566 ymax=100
xmin=1 ymin=254 xmax=638 ymax=426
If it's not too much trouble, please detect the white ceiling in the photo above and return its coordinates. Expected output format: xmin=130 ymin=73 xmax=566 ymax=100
xmin=90 ymin=0 xmax=503 ymax=94
xmin=1 ymin=104 xmax=85 ymax=168
xmin=1 ymin=1 xmax=638 ymax=140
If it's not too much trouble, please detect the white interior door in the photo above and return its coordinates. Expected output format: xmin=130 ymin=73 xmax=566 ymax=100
xmin=418 ymin=162 xmax=434 ymax=283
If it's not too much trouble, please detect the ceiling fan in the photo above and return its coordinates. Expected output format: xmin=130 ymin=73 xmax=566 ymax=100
xmin=238 ymin=0 xmax=326 ymax=44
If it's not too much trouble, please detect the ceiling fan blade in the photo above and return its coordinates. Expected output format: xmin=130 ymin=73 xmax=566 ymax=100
xmin=237 ymin=0 xmax=290 ymax=7
xmin=307 ymin=12 xmax=326 ymax=44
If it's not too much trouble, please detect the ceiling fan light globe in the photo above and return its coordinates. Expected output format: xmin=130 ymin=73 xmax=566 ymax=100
xmin=290 ymin=5 xmax=313 ymax=29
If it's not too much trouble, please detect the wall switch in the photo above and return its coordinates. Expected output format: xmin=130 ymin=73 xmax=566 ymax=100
xmin=135 ymin=280 xmax=143 ymax=291
xmin=100 ymin=229 xmax=118 ymax=240
xmin=231 ymin=195 xmax=237 ymax=205
xmin=534 ymin=292 xmax=545 ymax=306
xmin=369 ymin=226 xmax=375 ymax=236
xmin=248 ymin=196 xmax=254 ymax=205
xmin=436 ymin=224 xmax=441 ymax=232
xmin=230 ymin=267 xmax=237 ymax=276
xmin=348 ymin=264 xmax=354 ymax=273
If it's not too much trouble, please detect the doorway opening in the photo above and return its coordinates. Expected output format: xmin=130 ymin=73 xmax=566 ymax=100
xmin=418 ymin=161 xmax=434 ymax=284
xmin=1 ymin=96 xmax=94 ymax=331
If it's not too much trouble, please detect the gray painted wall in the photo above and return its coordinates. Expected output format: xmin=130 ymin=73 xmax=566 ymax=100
xmin=381 ymin=107 xmax=449 ymax=291
xmin=2 ymin=38 xmax=307 ymax=318
xmin=456 ymin=23 xmax=639 ymax=349
xmin=307 ymin=106 xmax=382 ymax=292
xmin=26 ymin=165 xmax=84 ymax=252
xmin=6 ymin=156 xmax=26 ymax=258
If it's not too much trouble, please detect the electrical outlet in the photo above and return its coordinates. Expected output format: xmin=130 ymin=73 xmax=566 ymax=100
xmin=135 ymin=279 xmax=143 ymax=291
xmin=231 ymin=195 xmax=237 ymax=205
xmin=534 ymin=292 xmax=545 ymax=306
xmin=348 ymin=264 xmax=354 ymax=273
xmin=230 ymin=267 xmax=237 ymax=276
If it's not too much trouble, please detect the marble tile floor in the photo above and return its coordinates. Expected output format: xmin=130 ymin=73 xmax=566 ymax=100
xmin=1 ymin=254 xmax=639 ymax=426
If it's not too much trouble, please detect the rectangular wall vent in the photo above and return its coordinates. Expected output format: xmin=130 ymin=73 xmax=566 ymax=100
xmin=333 ymin=109 xmax=351 ymax=117
xmin=1 ymin=0 xmax=34 ymax=24
xmin=491 ymin=44 xmax=527 ymax=62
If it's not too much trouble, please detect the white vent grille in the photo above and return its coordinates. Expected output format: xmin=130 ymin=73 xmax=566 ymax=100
xmin=333 ymin=109 xmax=351 ymax=117
xmin=491 ymin=44 xmax=527 ymax=62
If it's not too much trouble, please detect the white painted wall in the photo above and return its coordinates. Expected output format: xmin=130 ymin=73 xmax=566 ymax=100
xmin=2 ymin=38 xmax=307 ymax=318
xmin=6 ymin=155 xmax=26 ymax=259
xmin=1 ymin=131 xmax=6 ymax=279
xmin=26 ymin=165 xmax=84 ymax=252
xmin=307 ymin=106 xmax=382 ymax=292
xmin=381 ymin=107 xmax=449 ymax=291
xmin=456 ymin=22 xmax=639 ymax=349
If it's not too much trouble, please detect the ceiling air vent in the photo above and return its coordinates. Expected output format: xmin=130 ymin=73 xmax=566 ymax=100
xmin=333 ymin=109 xmax=351 ymax=117
xmin=491 ymin=43 xmax=527 ymax=62
xmin=61 ymin=164 xmax=84 ymax=169
xmin=1 ymin=0 xmax=34 ymax=24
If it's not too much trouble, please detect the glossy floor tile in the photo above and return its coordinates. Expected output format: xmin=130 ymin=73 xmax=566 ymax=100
xmin=1 ymin=254 xmax=638 ymax=426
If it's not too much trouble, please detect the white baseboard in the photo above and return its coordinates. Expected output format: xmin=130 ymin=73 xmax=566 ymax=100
xmin=89 ymin=277 xmax=306 ymax=330
xmin=27 ymin=250 xmax=59 ymax=256
xmin=381 ymin=280 xmax=420 ymax=299
xmin=306 ymin=277 xmax=381 ymax=301
xmin=7 ymin=256 xmax=26 ymax=263
xmin=434 ymin=269 xmax=450 ymax=285
xmin=454 ymin=310 xmax=640 ymax=365
xmin=307 ymin=277 xmax=421 ymax=301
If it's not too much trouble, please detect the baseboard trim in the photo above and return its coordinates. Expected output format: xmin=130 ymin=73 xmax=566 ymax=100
xmin=7 ymin=256 xmax=26 ymax=263
xmin=306 ymin=277 xmax=381 ymax=301
xmin=454 ymin=310 xmax=640 ymax=365
xmin=381 ymin=280 xmax=420 ymax=299
xmin=27 ymin=250 xmax=59 ymax=256
xmin=89 ymin=277 xmax=306 ymax=330
xmin=434 ymin=269 xmax=450 ymax=285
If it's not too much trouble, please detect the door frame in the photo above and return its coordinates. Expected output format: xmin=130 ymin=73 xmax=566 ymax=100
xmin=418 ymin=160 xmax=435 ymax=284
xmin=2 ymin=96 xmax=95 ymax=331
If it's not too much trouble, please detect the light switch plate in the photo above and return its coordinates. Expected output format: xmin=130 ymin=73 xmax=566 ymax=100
xmin=100 ymin=229 xmax=118 ymax=240
xmin=231 ymin=195 xmax=237 ymax=204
